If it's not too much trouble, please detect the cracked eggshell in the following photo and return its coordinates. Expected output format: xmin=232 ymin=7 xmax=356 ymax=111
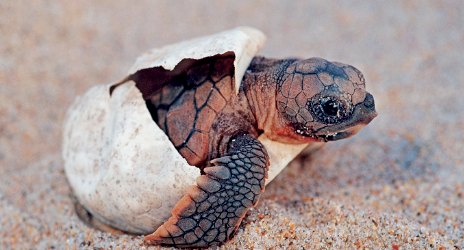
xmin=62 ymin=26 xmax=311 ymax=235
xmin=62 ymin=81 xmax=199 ymax=234
xmin=128 ymin=26 xmax=267 ymax=94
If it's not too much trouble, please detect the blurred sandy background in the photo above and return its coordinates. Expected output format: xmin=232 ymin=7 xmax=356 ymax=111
xmin=1 ymin=1 xmax=463 ymax=249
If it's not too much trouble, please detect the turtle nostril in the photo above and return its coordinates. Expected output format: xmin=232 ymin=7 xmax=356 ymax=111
xmin=363 ymin=93 xmax=375 ymax=109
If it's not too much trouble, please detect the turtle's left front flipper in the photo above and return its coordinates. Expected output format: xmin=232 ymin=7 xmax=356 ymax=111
xmin=145 ymin=134 xmax=269 ymax=247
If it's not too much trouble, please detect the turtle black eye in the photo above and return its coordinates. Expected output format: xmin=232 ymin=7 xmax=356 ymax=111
xmin=308 ymin=95 xmax=350 ymax=125
xmin=321 ymin=98 xmax=339 ymax=116
xmin=307 ymin=85 xmax=354 ymax=125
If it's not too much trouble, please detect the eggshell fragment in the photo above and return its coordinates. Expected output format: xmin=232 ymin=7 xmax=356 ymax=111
xmin=259 ymin=134 xmax=320 ymax=184
xmin=62 ymin=82 xmax=200 ymax=234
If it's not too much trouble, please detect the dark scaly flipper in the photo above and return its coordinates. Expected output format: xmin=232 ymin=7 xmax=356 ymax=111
xmin=145 ymin=134 xmax=269 ymax=248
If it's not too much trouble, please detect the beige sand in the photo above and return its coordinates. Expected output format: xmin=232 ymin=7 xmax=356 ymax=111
xmin=1 ymin=1 xmax=463 ymax=249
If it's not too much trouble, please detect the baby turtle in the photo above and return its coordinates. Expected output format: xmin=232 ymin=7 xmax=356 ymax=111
xmin=62 ymin=27 xmax=376 ymax=248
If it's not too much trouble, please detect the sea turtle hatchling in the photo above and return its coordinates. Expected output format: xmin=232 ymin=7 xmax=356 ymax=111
xmin=62 ymin=27 xmax=377 ymax=248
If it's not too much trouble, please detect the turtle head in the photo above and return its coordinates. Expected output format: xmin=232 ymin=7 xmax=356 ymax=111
xmin=273 ymin=57 xmax=377 ymax=143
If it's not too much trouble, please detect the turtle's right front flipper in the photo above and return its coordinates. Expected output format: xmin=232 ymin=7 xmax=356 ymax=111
xmin=145 ymin=134 xmax=269 ymax=247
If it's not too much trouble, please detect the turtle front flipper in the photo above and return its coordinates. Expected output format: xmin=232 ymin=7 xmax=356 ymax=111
xmin=145 ymin=134 xmax=269 ymax=247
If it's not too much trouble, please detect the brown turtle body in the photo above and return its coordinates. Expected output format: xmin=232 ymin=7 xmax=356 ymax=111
xmin=122 ymin=53 xmax=377 ymax=247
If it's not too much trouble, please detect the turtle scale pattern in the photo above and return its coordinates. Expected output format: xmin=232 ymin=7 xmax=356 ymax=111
xmin=277 ymin=57 xmax=368 ymax=129
xmin=145 ymin=134 xmax=269 ymax=247
xmin=146 ymin=55 xmax=236 ymax=167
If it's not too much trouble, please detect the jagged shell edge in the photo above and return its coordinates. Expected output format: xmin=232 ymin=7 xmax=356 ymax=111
xmin=126 ymin=26 xmax=267 ymax=94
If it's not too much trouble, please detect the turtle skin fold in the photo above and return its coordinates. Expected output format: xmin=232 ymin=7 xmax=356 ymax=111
xmin=145 ymin=134 xmax=269 ymax=247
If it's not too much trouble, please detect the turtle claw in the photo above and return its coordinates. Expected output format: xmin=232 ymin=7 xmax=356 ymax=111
xmin=145 ymin=134 xmax=269 ymax=247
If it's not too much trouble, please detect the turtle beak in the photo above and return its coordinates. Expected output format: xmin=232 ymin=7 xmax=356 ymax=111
xmin=339 ymin=92 xmax=377 ymax=126
xmin=354 ymin=93 xmax=377 ymax=125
